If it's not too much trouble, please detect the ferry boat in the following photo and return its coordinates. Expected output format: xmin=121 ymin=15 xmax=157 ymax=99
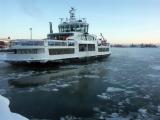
xmin=4 ymin=8 xmax=111 ymax=64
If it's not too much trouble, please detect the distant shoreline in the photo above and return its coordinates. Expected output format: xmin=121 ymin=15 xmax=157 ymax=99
xmin=111 ymin=44 xmax=159 ymax=48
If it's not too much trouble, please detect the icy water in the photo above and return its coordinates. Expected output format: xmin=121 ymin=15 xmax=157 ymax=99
xmin=0 ymin=48 xmax=160 ymax=120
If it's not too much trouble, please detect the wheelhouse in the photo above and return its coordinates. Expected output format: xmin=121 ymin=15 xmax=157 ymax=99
xmin=58 ymin=22 xmax=89 ymax=33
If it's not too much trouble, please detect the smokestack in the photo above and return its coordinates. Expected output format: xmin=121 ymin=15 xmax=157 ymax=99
xmin=49 ymin=22 xmax=53 ymax=33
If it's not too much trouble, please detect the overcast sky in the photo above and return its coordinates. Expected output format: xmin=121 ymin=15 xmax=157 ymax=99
xmin=0 ymin=0 xmax=160 ymax=44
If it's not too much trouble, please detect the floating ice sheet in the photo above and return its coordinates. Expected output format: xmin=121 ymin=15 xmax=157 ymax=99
xmin=0 ymin=89 xmax=6 ymax=95
xmin=151 ymin=65 xmax=160 ymax=71
xmin=106 ymin=87 xmax=125 ymax=92
xmin=0 ymin=95 xmax=28 ymax=120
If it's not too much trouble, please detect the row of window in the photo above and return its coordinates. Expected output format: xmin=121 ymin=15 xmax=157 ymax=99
xmin=48 ymin=41 xmax=67 ymax=46
xmin=13 ymin=49 xmax=44 ymax=54
xmin=48 ymin=33 xmax=73 ymax=40
xmin=98 ymin=48 xmax=109 ymax=52
xmin=48 ymin=41 xmax=75 ymax=46
xmin=79 ymin=44 xmax=95 ymax=52
xmin=11 ymin=47 xmax=108 ymax=55
xmin=11 ymin=41 xmax=44 ymax=46
xmin=49 ymin=48 xmax=75 ymax=55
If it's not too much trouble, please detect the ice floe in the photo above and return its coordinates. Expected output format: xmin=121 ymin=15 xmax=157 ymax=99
xmin=0 ymin=89 xmax=6 ymax=95
xmin=110 ymin=113 xmax=119 ymax=118
xmin=136 ymin=108 xmax=157 ymax=119
xmin=157 ymin=106 xmax=160 ymax=114
xmin=147 ymin=74 xmax=160 ymax=78
xmin=56 ymin=83 xmax=71 ymax=88
xmin=151 ymin=65 xmax=160 ymax=71
xmin=125 ymin=98 xmax=130 ymax=104
xmin=52 ymin=88 xmax=59 ymax=92
xmin=68 ymin=80 xmax=79 ymax=84
xmin=124 ymin=90 xmax=135 ymax=94
xmin=118 ymin=102 xmax=123 ymax=106
xmin=0 ymin=95 xmax=28 ymax=120
xmin=106 ymin=117 xmax=130 ymax=120
xmin=106 ymin=87 xmax=125 ymax=92
xmin=143 ymin=95 xmax=151 ymax=99
xmin=99 ymin=111 xmax=107 ymax=119
xmin=97 ymin=93 xmax=110 ymax=100
xmin=138 ymin=108 xmax=147 ymax=117
xmin=60 ymin=115 xmax=78 ymax=120
xmin=72 ymin=75 xmax=82 ymax=79
xmin=107 ymin=67 xmax=119 ymax=72
xmin=98 ymin=112 xmax=131 ymax=120
xmin=27 ymin=88 xmax=35 ymax=92
xmin=83 ymin=75 xmax=100 ymax=78
xmin=0 ymin=54 xmax=6 ymax=61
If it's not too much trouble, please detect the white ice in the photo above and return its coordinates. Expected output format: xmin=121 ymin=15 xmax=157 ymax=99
xmin=97 ymin=93 xmax=110 ymax=100
xmin=0 ymin=89 xmax=6 ymax=95
xmin=106 ymin=117 xmax=130 ymax=120
xmin=52 ymin=88 xmax=59 ymax=92
xmin=151 ymin=65 xmax=160 ymax=71
xmin=158 ymin=105 xmax=160 ymax=113
xmin=147 ymin=74 xmax=160 ymax=78
xmin=0 ymin=95 xmax=28 ymax=120
xmin=83 ymin=75 xmax=100 ymax=78
xmin=56 ymin=83 xmax=70 ymax=88
xmin=138 ymin=108 xmax=147 ymax=114
xmin=106 ymin=87 xmax=125 ymax=92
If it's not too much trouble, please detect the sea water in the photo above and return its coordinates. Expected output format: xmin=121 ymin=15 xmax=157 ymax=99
xmin=0 ymin=48 xmax=160 ymax=120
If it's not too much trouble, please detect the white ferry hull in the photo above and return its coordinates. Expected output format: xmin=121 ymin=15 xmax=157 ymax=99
xmin=5 ymin=52 xmax=111 ymax=64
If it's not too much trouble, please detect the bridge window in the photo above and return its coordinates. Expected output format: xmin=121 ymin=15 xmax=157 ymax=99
xmin=59 ymin=23 xmax=89 ymax=33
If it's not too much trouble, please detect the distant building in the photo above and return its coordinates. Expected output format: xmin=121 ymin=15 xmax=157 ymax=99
xmin=0 ymin=37 xmax=11 ymax=49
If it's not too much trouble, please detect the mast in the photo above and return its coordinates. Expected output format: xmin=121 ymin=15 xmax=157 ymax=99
xmin=69 ymin=7 xmax=76 ymax=22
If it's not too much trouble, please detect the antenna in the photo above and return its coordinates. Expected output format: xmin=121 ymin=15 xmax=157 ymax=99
xmin=69 ymin=7 xmax=76 ymax=21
